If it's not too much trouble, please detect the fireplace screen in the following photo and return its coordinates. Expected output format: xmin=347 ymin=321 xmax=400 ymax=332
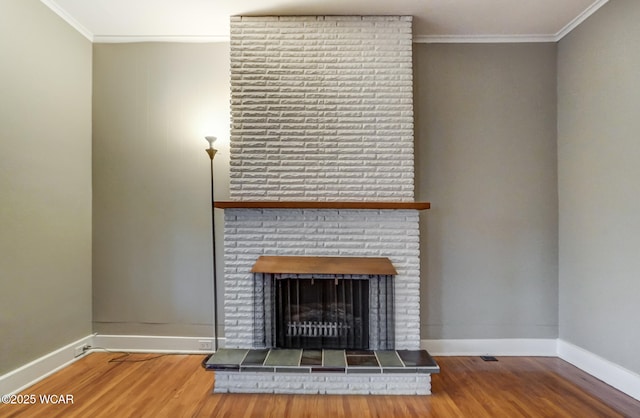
xmin=276 ymin=277 xmax=369 ymax=349
xmin=254 ymin=273 xmax=394 ymax=350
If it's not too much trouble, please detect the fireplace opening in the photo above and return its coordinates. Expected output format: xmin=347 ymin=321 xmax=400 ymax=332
xmin=275 ymin=277 xmax=369 ymax=350
xmin=251 ymin=256 xmax=397 ymax=351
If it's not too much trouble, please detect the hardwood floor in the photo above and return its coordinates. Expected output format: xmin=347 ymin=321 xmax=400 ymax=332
xmin=1 ymin=352 xmax=639 ymax=417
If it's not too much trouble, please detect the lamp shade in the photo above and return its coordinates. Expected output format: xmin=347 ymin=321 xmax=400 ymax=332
xmin=205 ymin=136 xmax=217 ymax=147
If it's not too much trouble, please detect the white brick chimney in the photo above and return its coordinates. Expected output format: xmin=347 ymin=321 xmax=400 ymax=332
xmin=224 ymin=16 xmax=420 ymax=350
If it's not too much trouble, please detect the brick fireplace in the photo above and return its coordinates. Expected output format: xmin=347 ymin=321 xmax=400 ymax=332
xmin=224 ymin=208 xmax=420 ymax=350
xmin=224 ymin=14 xmax=419 ymax=350
xmin=206 ymin=15 xmax=437 ymax=395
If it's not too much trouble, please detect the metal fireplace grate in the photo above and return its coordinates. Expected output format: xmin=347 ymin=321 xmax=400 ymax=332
xmin=287 ymin=321 xmax=347 ymax=337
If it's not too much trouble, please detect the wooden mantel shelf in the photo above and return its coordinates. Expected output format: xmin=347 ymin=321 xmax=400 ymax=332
xmin=214 ymin=201 xmax=430 ymax=210
xmin=251 ymin=256 xmax=397 ymax=275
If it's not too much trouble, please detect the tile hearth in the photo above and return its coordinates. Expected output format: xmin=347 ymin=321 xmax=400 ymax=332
xmin=204 ymin=349 xmax=439 ymax=395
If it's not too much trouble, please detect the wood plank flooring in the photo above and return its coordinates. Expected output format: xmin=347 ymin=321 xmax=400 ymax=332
xmin=1 ymin=352 xmax=639 ymax=417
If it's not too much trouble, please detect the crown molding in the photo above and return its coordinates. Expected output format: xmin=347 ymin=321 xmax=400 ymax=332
xmin=554 ymin=0 xmax=609 ymax=41
xmin=39 ymin=0 xmax=93 ymax=41
xmin=413 ymin=34 xmax=557 ymax=44
xmin=92 ymin=35 xmax=230 ymax=43
xmin=41 ymin=0 xmax=609 ymax=45
xmin=415 ymin=0 xmax=610 ymax=44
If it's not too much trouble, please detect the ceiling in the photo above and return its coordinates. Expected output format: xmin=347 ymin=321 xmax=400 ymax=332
xmin=41 ymin=0 xmax=609 ymax=43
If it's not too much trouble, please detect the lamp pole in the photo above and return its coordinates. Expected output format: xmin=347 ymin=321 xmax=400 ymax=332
xmin=205 ymin=136 xmax=219 ymax=352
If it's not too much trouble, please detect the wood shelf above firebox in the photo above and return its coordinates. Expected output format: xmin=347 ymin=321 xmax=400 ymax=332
xmin=251 ymin=256 xmax=397 ymax=276
xmin=214 ymin=201 xmax=430 ymax=210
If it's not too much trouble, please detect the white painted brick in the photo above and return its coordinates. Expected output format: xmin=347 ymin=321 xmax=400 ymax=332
xmin=225 ymin=15 xmax=420 ymax=356
xmin=223 ymin=208 xmax=420 ymax=349
xmin=213 ymin=371 xmax=432 ymax=395
xmin=230 ymin=16 xmax=413 ymax=201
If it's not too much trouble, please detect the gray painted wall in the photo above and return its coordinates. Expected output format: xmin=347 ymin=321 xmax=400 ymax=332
xmin=414 ymin=43 xmax=559 ymax=339
xmin=558 ymin=0 xmax=640 ymax=374
xmin=92 ymin=43 xmax=230 ymax=337
xmin=0 ymin=0 xmax=92 ymax=374
xmin=91 ymin=42 xmax=560 ymax=342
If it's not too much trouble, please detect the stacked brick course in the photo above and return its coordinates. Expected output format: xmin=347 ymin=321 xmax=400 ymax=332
xmin=224 ymin=16 xmax=421 ymax=357
xmin=224 ymin=209 xmax=420 ymax=349
xmin=229 ymin=16 xmax=414 ymax=201
xmin=214 ymin=371 xmax=431 ymax=395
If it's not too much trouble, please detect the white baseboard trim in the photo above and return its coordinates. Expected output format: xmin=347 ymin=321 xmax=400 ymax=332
xmin=0 ymin=334 xmax=94 ymax=396
xmin=421 ymin=338 xmax=558 ymax=357
xmin=91 ymin=334 xmax=225 ymax=354
xmin=0 ymin=334 xmax=222 ymax=395
xmin=558 ymin=339 xmax=640 ymax=402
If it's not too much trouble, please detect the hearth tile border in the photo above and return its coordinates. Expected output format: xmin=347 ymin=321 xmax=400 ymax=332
xmin=207 ymin=347 xmax=437 ymax=395
xmin=204 ymin=348 xmax=439 ymax=374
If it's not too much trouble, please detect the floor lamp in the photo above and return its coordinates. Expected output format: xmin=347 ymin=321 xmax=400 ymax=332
xmin=205 ymin=136 xmax=219 ymax=352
